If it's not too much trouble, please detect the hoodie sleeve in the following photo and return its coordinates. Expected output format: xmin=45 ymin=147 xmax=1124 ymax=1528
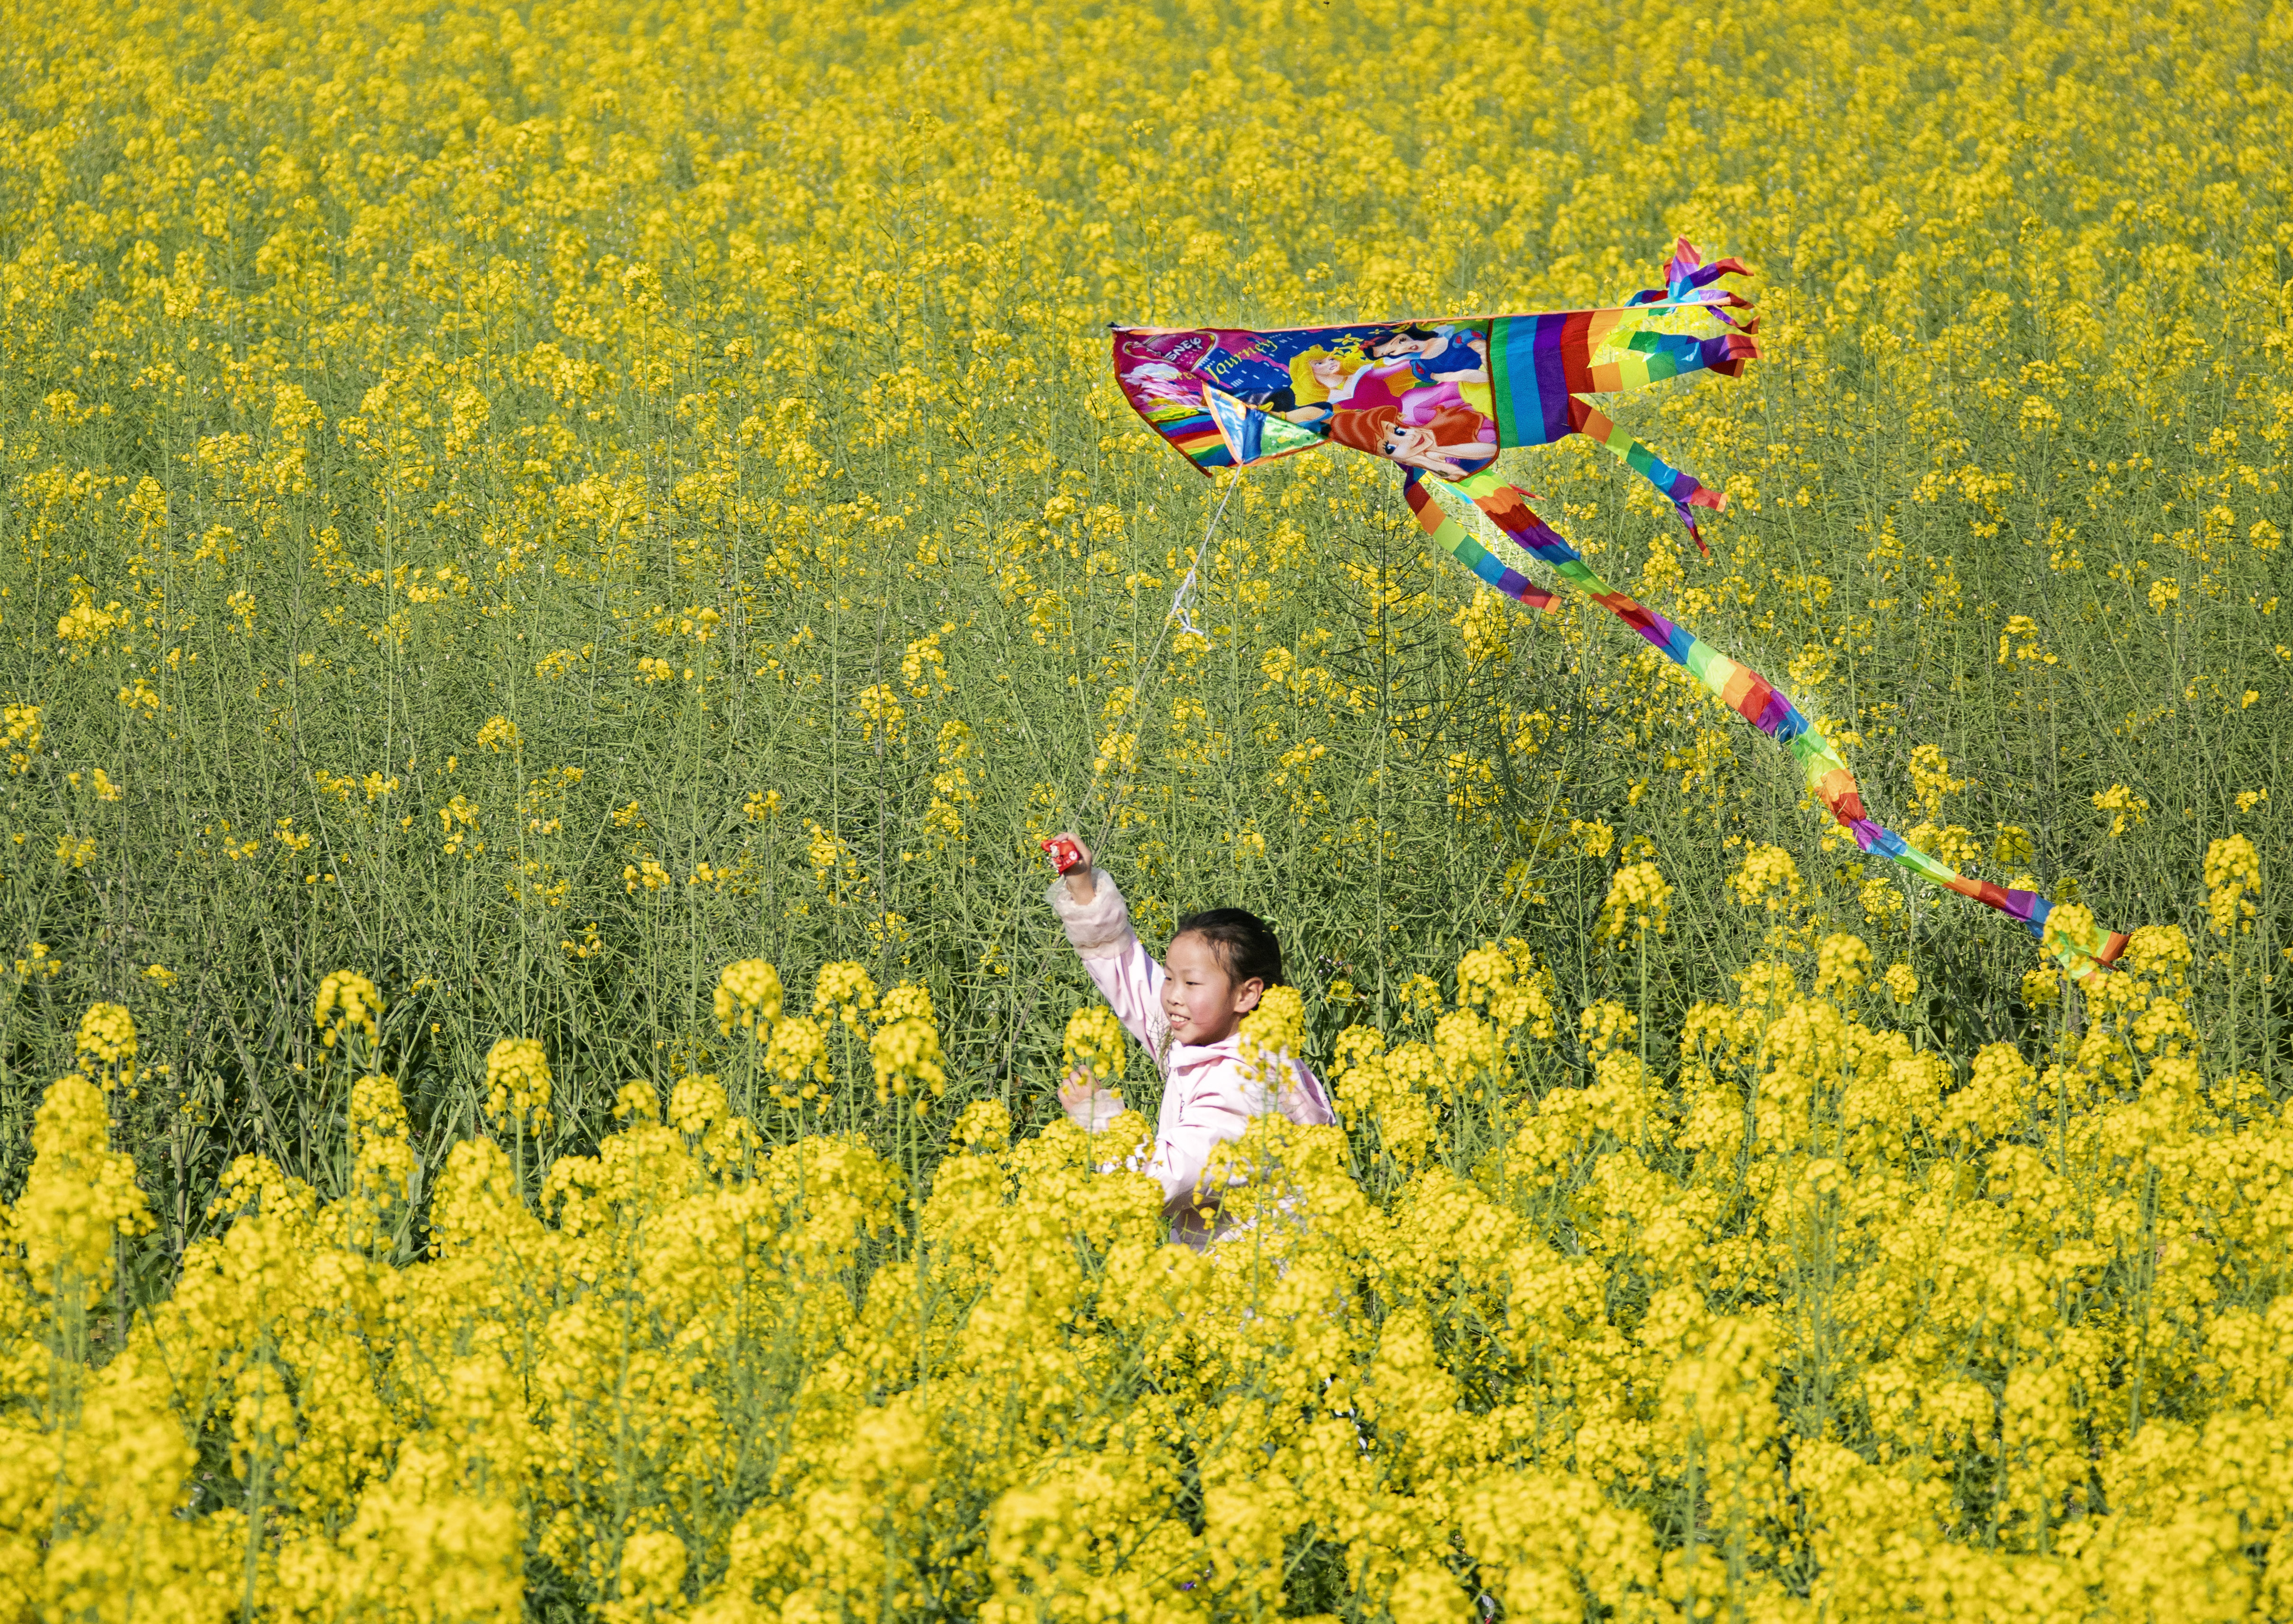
xmin=1282 ymin=1057 xmax=1338 ymax=1126
xmin=1046 ymin=873 xmax=1169 ymax=1062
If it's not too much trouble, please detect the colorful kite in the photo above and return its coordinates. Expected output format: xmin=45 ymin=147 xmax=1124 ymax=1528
xmin=1112 ymin=242 xmax=2127 ymax=982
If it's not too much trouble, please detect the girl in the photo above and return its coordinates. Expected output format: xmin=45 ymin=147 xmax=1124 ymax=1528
xmin=1045 ymin=833 xmax=1335 ymax=1249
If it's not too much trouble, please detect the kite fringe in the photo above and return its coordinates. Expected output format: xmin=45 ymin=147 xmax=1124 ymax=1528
xmin=1628 ymin=237 xmax=1758 ymax=328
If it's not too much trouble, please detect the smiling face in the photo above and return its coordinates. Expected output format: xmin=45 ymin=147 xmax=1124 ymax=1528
xmin=1161 ymin=931 xmax=1265 ymax=1047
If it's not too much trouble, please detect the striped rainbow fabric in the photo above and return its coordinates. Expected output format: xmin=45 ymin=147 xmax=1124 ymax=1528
xmin=1484 ymin=311 xmax=1755 ymax=552
xmin=1402 ymin=464 xmax=2128 ymax=982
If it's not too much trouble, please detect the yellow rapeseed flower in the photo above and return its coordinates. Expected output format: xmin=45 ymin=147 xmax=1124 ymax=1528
xmin=1812 ymin=933 xmax=1872 ymax=995
xmin=2203 ymin=834 xmax=2261 ymax=936
xmin=1596 ymin=861 xmax=1671 ymax=945
xmin=483 ymin=1036 xmax=554 ymax=1135
xmin=18 ymin=1074 xmax=151 ymax=1296
xmin=314 ymin=970 xmax=383 ymax=1047
xmin=1725 ymin=843 xmax=1802 ymax=913
xmin=475 ymin=714 xmax=521 ymax=754
xmin=74 ymin=1003 xmax=136 ymax=1082
xmin=715 ymin=958 xmax=786 ymax=1036
xmin=1062 ymin=1004 xmax=1127 ymax=1085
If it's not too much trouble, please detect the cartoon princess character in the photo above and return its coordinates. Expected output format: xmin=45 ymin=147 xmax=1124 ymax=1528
xmin=1249 ymin=346 xmax=1351 ymax=433
xmin=1370 ymin=324 xmax=1496 ymax=426
xmin=1310 ymin=352 xmax=1413 ymax=414
xmin=1326 ymin=403 xmax=1497 ymax=480
xmin=1365 ymin=323 xmax=1490 ymax=384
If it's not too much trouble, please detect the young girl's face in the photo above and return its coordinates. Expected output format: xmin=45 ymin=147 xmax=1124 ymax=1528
xmin=1162 ymin=932 xmax=1264 ymax=1046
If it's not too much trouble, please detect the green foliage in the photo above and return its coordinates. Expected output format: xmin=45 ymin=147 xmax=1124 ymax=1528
xmin=0 ymin=0 xmax=2285 ymax=1243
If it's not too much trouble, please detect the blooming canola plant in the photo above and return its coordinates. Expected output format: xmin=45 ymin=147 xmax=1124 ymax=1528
xmin=0 ymin=0 xmax=2288 ymax=1616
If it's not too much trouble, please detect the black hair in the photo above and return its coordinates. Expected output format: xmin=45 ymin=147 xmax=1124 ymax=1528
xmin=1172 ymin=908 xmax=1285 ymax=988
xmin=1367 ymin=323 xmax=1441 ymax=355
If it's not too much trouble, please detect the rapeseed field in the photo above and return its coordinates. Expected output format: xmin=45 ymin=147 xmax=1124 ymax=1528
xmin=2 ymin=0 xmax=2290 ymax=1616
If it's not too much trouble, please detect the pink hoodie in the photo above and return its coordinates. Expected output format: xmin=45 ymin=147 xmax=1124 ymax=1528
xmin=1048 ymin=873 xmax=1337 ymax=1248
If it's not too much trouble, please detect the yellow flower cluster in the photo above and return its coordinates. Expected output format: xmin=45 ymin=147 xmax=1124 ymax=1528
xmin=870 ymin=984 xmax=947 ymax=1109
xmin=314 ymin=971 xmax=383 ymax=1049
xmin=1727 ymin=844 xmax=1803 ymax=914
xmin=1237 ymin=985 xmax=1308 ymax=1105
xmin=714 ymin=959 xmax=786 ymax=1038
xmin=6 ymin=923 xmax=2290 ymax=1618
xmin=72 ymin=1002 xmax=136 ymax=1076
xmin=1061 ymin=1004 xmax=1127 ymax=1086
xmin=14 ymin=1075 xmax=151 ymax=1296
xmin=2205 ymin=835 xmax=2262 ymax=938
xmin=474 ymin=716 xmax=521 ymax=756
xmin=482 ymin=1036 xmax=554 ymax=1137
xmin=1597 ymin=861 xmax=1674 ymax=946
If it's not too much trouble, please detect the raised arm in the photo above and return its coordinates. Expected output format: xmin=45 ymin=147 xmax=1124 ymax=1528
xmin=1044 ymin=841 xmax=1168 ymax=1061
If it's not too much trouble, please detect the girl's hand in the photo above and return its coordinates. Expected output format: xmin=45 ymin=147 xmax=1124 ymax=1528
xmin=1273 ymin=1074 xmax=1315 ymax=1122
xmin=1240 ymin=1064 xmax=1315 ymax=1122
xmin=1058 ymin=1065 xmax=1125 ymax=1132
xmin=1050 ymin=830 xmax=1096 ymax=901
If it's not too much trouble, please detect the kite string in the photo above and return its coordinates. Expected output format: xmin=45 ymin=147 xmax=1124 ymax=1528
xmin=1083 ymin=472 xmax=1240 ymax=856
xmin=997 ymin=475 xmax=1240 ymax=1095
xmin=1167 ymin=478 xmax=1234 ymax=639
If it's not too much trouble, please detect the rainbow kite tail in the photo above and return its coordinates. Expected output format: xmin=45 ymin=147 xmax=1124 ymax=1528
xmin=1565 ymin=399 xmax=1729 ymax=557
xmin=1588 ymin=328 xmax=1764 ymax=393
xmin=1429 ymin=469 xmax=2131 ymax=982
xmin=1403 ymin=470 xmax=1559 ymax=612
